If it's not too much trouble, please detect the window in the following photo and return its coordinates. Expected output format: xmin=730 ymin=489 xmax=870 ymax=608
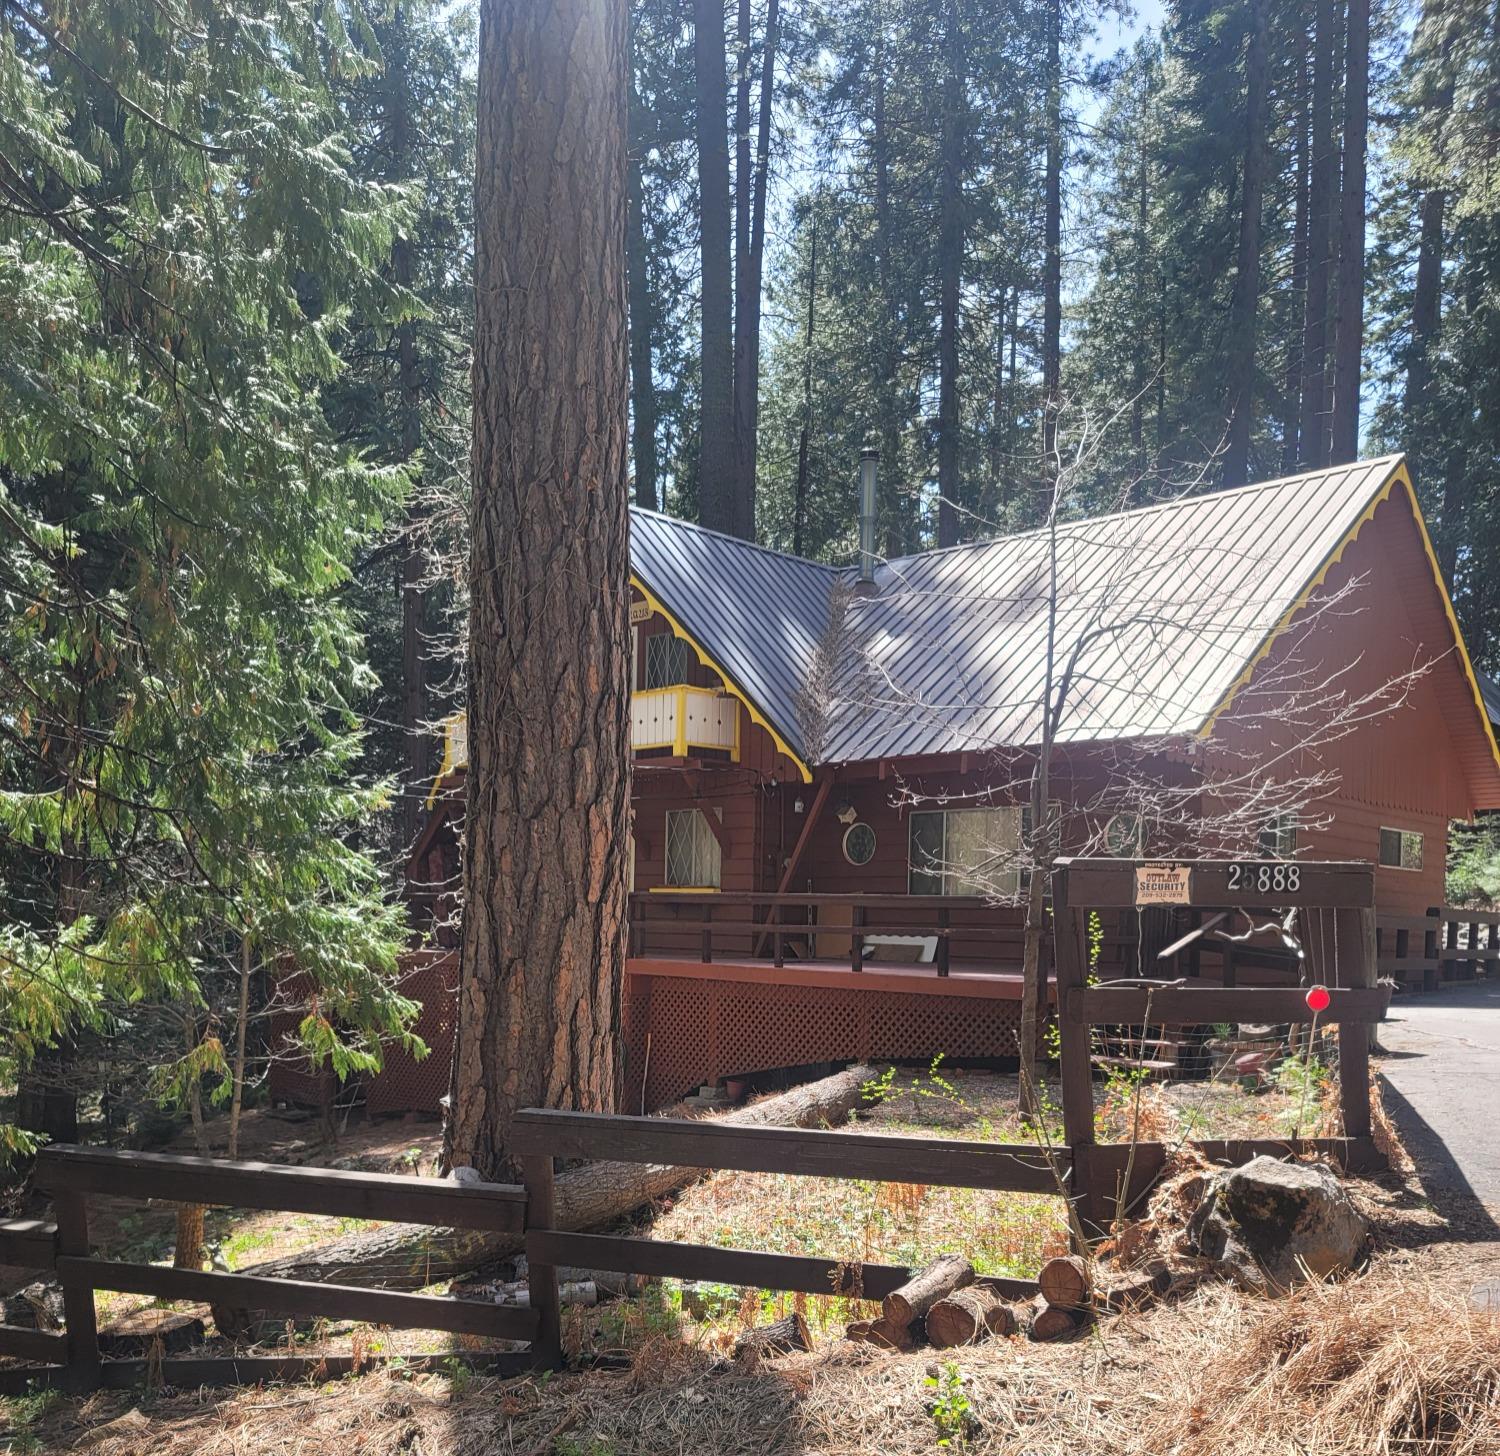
xmin=645 ymin=634 xmax=691 ymax=690
xmin=1104 ymin=812 xmax=1144 ymax=857
xmin=665 ymin=808 xmax=721 ymax=887
xmin=1258 ymin=813 xmax=1298 ymax=859
xmin=909 ymin=807 xmax=1024 ymax=897
xmin=1379 ymin=827 xmax=1424 ymax=871
xmin=842 ymin=822 xmax=878 ymax=866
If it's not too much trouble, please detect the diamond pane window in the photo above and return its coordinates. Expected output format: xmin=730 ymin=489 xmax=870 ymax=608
xmin=665 ymin=808 xmax=721 ymax=888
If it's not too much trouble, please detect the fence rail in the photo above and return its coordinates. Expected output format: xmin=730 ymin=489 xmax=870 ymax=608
xmin=629 ymin=890 xmax=1039 ymax=975
xmin=1377 ymin=906 xmax=1500 ymax=991
xmin=0 ymin=1145 xmax=536 ymax=1392
xmin=2 ymin=859 xmax=1397 ymax=1392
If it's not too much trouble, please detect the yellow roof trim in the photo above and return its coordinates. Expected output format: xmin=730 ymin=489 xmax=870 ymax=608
xmin=1198 ymin=459 xmax=1500 ymax=776
xmin=425 ymin=710 xmax=468 ymax=808
xmin=631 ymin=573 xmax=813 ymax=782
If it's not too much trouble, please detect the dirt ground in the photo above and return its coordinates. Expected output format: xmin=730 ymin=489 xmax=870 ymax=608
xmin=4 ymin=1072 xmax=1498 ymax=1455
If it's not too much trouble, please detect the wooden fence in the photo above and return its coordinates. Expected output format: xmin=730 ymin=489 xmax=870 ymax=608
xmin=1 ymin=859 xmax=1393 ymax=1391
xmin=0 ymin=1147 xmax=536 ymax=1392
xmin=1377 ymin=906 xmax=1500 ymax=992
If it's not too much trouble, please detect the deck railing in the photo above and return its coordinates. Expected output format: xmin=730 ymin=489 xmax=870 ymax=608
xmin=628 ymin=890 xmax=1040 ymax=976
xmin=1376 ymin=905 xmax=1500 ymax=991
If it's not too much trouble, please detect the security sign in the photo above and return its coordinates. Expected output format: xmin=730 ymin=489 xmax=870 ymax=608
xmin=1135 ymin=863 xmax=1192 ymax=906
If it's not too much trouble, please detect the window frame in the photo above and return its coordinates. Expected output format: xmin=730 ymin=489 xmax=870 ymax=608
xmin=664 ymin=807 xmax=722 ymax=888
xmin=907 ymin=806 xmax=1026 ymax=899
xmin=644 ymin=633 xmax=692 ymax=691
xmin=1257 ymin=812 xmax=1298 ymax=859
xmin=1378 ymin=826 xmax=1424 ymax=871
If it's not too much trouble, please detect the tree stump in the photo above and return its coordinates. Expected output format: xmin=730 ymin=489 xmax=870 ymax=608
xmin=926 ymin=1286 xmax=1018 ymax=1348
xmin=99 ymin=1308 xmax=206 ymax=1357
xmin=1038 ymin=1255 xmax=1092 ymax=1310
xmin=734 ymin=1311 xmax=811 ymax=1361
xmin=881 ymin=1253 xmax=974 ymax=1329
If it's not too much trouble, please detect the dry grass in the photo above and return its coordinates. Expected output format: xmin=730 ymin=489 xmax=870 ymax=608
xmin=9 ymin=1262 xmax=1496 ymax=1456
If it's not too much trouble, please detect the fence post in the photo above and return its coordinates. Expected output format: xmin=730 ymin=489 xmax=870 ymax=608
xmin=1335 ymin=906 xmax=1374 ymax=1145
xmin=54 ymin=1188 xmax=99 ymax=1389
xmin=1050 ymin=866 xmax=1097 ymax=1241
xmin=523 ymin=1155 xmax=562 ymax=1369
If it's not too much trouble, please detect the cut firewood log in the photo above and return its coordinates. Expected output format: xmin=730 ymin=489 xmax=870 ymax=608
xmin=213 ymin=1063 xmax=879 ymax=1333
xmin=846 ymin=1315 xmax=917 ymax=1351
xmin=733 ymin=1311 xmax=811 ymax=1361
xmin=99 ymin=1307 xmax=206 ymax=1357
xmin=1038 ymin=1255 xmax=1092 ymax=1311
xmin=1098 ymin=1265 xmax=1173 ymax=1313
xmin=881 ymin=1253 xmax=974 ymax=1329
xmin=1028 ymin=1300 xmax=1081 ymax=1343
xmin=926 ymin=1286 xmax=1018 ymax=1348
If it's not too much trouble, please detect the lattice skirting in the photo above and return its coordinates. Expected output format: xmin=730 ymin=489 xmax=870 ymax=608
xmin=274 ymin=957 xmax=1036 ymax=1117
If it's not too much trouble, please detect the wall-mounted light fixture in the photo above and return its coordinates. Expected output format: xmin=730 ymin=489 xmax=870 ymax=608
xmin=793 ymin=795 xmax=805 ymax=814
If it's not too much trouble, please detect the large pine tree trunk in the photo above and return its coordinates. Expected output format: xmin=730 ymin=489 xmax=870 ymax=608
xmin=1298 ymin=0 xmax=1339 ymax=468
xmin=627 ymin=126 xmax=660 ymax=512
xmin=1329 ymin=0 xmax=1368 ymax=464
xmin=695 ymin=0 xmax=738 ymax=535
xmin=1282 ymin=45 xmax=1310 ymax=473
xmin=448 ymin=0 xmax=632 ymax=1184
xmin=1041 ymin=0 xmax=1062 ymax=477
xmin=1221 ymin=0 xmax=1269 ymax=488
xmin=936 ymin=0 xmax=964 ymax=549
xmin=731 ymin=0 xmax=779 ymax=540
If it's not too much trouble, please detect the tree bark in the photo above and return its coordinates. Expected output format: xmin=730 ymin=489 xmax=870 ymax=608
xmin=731 ymin=0 xmax=779 ymax=539
xmin=883 ymin=1252 xmax=974 ymax=1327
xmin=627 ymin=62 xmax=660 ymax=512
xmin=391 ymin=7 xmax=429 ymax=856
xmin=695 ymin=0 xmax=738 ymax=534
xmin=1298 ymin=0 xmax=1339 ymax=468
xmin=448 ymin=0 xmax=632 ymax=1182
xmin=793 ymin=199 xmax=818 ymax=557
xmin=734 ymin=1311 xmax=811 ymax=1360
xmin=1329 ymin=0 xmax=1368 ymax=464
xmin=1222 ymin=0 xmax=1269 ymax=488
xmin=1282 ymin=44 xmax=1310 ymax=473
xmin=1041 ymin=0 xmax=1063 ymax=478
xmin=220 ymin=1064 xmax=877 ymax=1308
xmin=936 ymin=0 xmax=964 ymax=549
xmin=1037 ymin=1253 xmax=1091 ymax=1309
xmin=926 ymin=1286 xmax=1018 ymax=1347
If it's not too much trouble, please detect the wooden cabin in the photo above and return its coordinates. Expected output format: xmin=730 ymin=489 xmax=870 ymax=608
xmin=379 ymin=454 xmax=1500 ymax=1113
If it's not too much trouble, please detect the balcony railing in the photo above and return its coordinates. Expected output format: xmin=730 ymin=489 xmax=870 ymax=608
xmin=632 ymin=686 xmax=738 ymax=760
xmin=628 ymin=890 xmax=1036 ymax=976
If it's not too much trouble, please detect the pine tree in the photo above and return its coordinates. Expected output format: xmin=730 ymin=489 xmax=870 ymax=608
xmin=0 ymin=0 xmax=421 ymax=1157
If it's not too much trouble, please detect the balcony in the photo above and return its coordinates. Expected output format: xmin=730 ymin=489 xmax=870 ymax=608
xmin=632 ymin=685 xmax=738 ymax=760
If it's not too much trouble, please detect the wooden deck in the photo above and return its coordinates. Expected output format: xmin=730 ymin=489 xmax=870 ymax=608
xmin=627 ymin=952 xmax=1033 ymax=1000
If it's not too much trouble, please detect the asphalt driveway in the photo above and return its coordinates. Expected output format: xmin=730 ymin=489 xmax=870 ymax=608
xmin=1378 ymin=978 xmax=1500 ymax=1213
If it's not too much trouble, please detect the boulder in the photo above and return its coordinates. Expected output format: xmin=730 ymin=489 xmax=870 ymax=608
xmin=1187 ymin=1156 xmax=1367 ymax=1294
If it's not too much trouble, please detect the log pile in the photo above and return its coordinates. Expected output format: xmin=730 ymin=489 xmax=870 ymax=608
xmin=845 ymin=1254 xmax=1112 ymax=1352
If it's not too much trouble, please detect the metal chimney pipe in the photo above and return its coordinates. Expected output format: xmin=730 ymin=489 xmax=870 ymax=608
xmin=858 ymin=446 xmax=879 ymax=584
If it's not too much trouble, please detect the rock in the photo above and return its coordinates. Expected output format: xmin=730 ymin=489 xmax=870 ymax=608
xmin=1187 ymin=1156 xmax=1367 ymax=1294
xmin=2 ymin=1281 xmax=65 ymax=1330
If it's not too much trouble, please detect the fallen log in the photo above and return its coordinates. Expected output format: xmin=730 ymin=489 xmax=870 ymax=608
xmin=1028 ymin=1300 xmax=1082 ymax=1342
xmin=213 ymin=1063 xmax=878 ymax=1333
xmin=733 ymin=1311 xmax=811 ymax=1361
xmin=846 ymin=1315 xmax=916 ymax=1351
xmin=1037 ymin=1255 xmax=1092 ymax=1311
xmin=882 ymin=1253 xmax=974 ymax=1329
xmin=926 ymin=1286 xmax=1018 ymax=1348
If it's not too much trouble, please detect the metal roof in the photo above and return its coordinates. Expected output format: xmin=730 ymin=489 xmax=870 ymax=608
xmin=630 ymin=508 xmax=836 ymax=762
xmin=630 ymin=455 xmax=1493 ymax=774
